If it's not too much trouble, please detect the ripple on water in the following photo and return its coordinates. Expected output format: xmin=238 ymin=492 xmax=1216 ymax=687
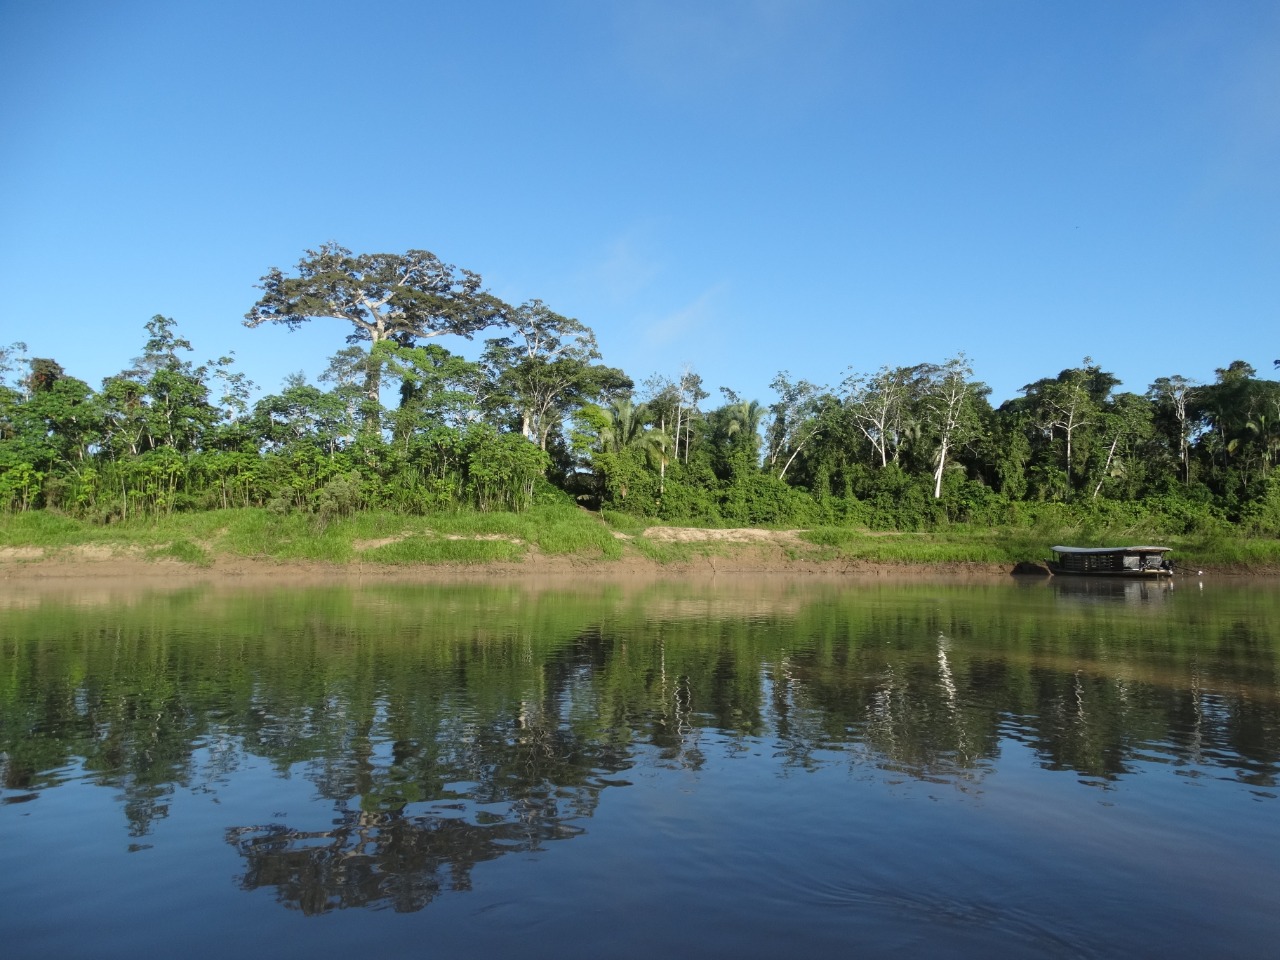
xmin=791 ymin=874 xmax=1107 ymax=958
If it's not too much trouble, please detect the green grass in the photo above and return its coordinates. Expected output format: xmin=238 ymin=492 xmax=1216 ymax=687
xmin=599 ymin=509 xmax=648 ymax=535
xmin=0 ymin=505 xmax=627 ymax=564
xmin=418 ymin=504 xmax=623 ymax=557
xmin=0 ymin=511 xmax=96 ymax=548
xmin=629 ymin=537 xmax=716 ymax=565
xmin=798 ymin=528 xmax=1008 ymax=563
xmin=3 ymin=507 xmax=1278 ymax=572
xmin=361 ymin=535 xmax=526 ymax=565
xmin=1175 ymin=534 xmax=1280 ymax=570
xmin=145 ymin=538 xmax=213 ymax=567
xmin=527 ymin=505 xmax=623 ymax=558
xmin=212 ymin=510 xmax=354 ymax=562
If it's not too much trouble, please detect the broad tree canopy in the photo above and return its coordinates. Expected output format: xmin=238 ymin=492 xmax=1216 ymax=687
xmin=244 ymin=243 xmax=510 ymax=422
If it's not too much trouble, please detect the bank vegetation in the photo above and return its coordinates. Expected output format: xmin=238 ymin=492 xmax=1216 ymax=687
xmin=3 ymin=245 xmax=1280 ymax=574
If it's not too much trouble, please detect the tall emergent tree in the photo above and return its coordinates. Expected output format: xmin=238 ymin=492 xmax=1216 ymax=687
xmin=0 ymin=341 xmax=27 ymax=442
xmin=916 ymin=355 xmax=988 ymax=499
xmin=842 ymin=365 xmax=921 ymax=469
xmin=244 ymin=243 xmax=510 ymax=428
xmin=1148 ymin=375 xmax=1198 ymax=486
xmin=1015 ymin=359 xmax=1119 ymax=497
xmin=481 ymin=300 xmax=631 ymax=451
xmin=100 ymin=315 xmax=222 ymax=454
xmin=765 ymin=372 xmax=828 ymax=482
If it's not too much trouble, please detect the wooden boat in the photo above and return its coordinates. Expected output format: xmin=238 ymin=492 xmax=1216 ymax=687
xmin=1048 ymin=545 xmax=1174 ymax=578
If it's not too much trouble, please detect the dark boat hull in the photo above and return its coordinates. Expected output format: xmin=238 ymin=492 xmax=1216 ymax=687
xmin=1047 ymin=564 xmax=1173 ymax=579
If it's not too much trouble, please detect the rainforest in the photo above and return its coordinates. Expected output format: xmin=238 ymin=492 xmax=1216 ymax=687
xmin=2 ymin=245 xmax=1279 ymax=560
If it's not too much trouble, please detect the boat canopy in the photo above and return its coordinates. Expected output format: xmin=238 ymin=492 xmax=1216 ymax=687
xmin=1050 ymin=546 xmax=1171 ymax=555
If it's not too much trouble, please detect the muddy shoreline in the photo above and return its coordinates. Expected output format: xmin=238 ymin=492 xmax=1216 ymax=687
xmin=2 ymin=548 xmax=1262 ymax=593
xmin=3 ymin=523 xmax=1271 ymax=589
xmin=0 ymin=549 xmax=1017 ymax=584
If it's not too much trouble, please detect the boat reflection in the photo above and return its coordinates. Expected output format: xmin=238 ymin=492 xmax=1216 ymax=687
xmin=1051 ymin=576 xmax=1176 ymax=604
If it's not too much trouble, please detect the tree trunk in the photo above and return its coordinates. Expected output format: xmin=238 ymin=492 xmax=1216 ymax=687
xmin=1092 ymin=435 xmax=1120 ymax=499
xmin=362 ymin=348 xmax=383 ymax=434
xmin=933 ymin=439 xmax=949 ymax=499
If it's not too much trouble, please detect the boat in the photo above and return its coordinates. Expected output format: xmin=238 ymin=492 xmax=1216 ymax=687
xmin=1047 ymin=545 xmax=1174 ymax=578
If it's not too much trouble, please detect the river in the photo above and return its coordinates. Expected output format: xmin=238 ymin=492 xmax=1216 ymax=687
xmin=2 ymin=574 xmax=1277 ymax=958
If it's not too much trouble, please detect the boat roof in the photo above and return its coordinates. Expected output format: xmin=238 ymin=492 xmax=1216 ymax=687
xmin=1050 ymin=545 xmax=1171 ymax=554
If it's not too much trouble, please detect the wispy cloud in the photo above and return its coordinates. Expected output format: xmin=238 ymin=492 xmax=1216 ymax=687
xmin=1143 ymin=7 xmax=1280 ymax=195
xmin=1220 ymin=31 xmax=1280 ymax=181
xmin=570 ymin=230 xmax=726 ymax=354
xmin=641 ymin=282 xmax=729 ymax=348
xmin=585 ymin=233 xmax=664 ymax=304
xmin=611 ymin=0 xmax=847 ymax=107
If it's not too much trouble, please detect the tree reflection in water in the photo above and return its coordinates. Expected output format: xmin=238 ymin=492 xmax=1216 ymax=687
xmin=227 ymin=794 xmax=588 ymax=915
xmin=2 ymin=579 xmax=1279 ymax=917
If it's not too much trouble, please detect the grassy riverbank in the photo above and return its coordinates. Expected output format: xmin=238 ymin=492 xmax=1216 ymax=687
xmin=2 ymin=505 xmax=1278 ymax=575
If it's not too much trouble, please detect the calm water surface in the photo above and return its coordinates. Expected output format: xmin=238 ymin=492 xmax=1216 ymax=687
xmin=2 ymin=575 xmax=1278 ymax=958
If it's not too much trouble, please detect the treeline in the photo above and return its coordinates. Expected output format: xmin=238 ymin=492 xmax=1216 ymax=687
xmin=2 ymin=243 xmax=1279 ymax=535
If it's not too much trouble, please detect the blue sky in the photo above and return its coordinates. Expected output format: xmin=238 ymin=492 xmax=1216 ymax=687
xmin=2 ymin=0 xmax=1277 ymax=410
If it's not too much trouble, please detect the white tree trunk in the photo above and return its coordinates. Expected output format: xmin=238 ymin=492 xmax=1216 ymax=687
xmin=933 ymin=440 xmax=949 ymax=499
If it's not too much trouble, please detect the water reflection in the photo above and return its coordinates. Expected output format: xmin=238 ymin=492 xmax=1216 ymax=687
xmin=1050 ymin=576 xmax=1177 ymax=604
xmin=2 ymin=577 xmax=1280 ymax=924
xmin=227 ymin=794 xmax=592 ymax=914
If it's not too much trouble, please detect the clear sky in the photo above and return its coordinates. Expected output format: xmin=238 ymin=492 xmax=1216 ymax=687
xmin=2 ymin=0 xmax=1277 ymax=409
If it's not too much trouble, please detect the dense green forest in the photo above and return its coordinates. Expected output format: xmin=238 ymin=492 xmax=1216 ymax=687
xmin=2 ymin=244 xmax=1279 ymax=536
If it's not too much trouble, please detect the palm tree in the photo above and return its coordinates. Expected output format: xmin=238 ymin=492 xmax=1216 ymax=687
xmin=1245 ymin=413 xmax=1280 ymax=472
xmin=599 ymin=398 xmax=647 ymax=454
xmin=599 ymin=398 xmax=672 ymax=498
xmin=724 ymin=399 xmax=764 ymax=460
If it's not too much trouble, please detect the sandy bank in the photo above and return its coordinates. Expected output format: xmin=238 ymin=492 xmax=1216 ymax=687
xmin=0 ymin=525 xmax=1018 ymax=587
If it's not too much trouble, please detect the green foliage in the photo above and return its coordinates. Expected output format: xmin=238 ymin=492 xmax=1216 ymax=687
xmin=532 ymin=475 xmax=576 ymax=507
xmin=313 ymin=471 xmax=364 ymax=521
xmin=1239 ymin=475 xmax=1280 ymax=536
xmin=482 ymin=301 xmax=632 ymax=451
xmin=654 ymin=473 xmax=722 ymax=523
xmin=463 ymin=426 xmax=550 ymax=512
xmin=595 ymin=447 xmax=662 ymax=515
xmin=6 ymin=291 xmax=1280 ymax=550
xmin=719 ymin=470 xmax=819 ymax=526
xmin=244 ymin=244 xmax=509 ymax=431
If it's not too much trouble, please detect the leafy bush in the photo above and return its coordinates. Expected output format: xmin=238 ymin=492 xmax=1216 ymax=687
xmin=313 ymin=471 xmax=364 ymax=520
xmin=464 ymin=426 xmax=550 ymax=512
